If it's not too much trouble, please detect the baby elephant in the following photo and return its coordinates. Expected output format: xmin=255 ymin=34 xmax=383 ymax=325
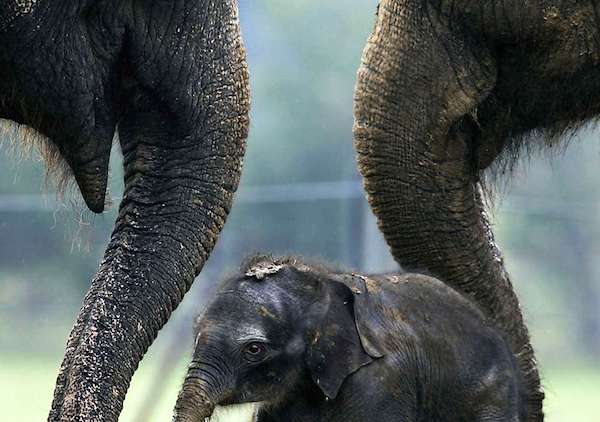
xmin=173 ymin=256 xmax=526 ymax=421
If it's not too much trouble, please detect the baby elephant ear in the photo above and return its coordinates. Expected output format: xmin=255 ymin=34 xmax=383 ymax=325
xmin=306 ymin=280 xmax=375 ymax=399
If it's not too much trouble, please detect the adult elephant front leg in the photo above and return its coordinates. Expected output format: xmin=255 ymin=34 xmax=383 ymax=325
xmin=355 ymin=1 xmax=542 ymax=420
xmin=48 ymin=1 xmax=250 ymax=421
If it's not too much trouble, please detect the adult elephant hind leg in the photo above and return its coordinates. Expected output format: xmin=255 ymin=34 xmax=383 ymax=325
xmin=354 ymin=1 xmax=543 ymax=421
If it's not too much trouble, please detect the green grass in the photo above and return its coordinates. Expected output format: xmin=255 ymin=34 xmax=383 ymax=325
xmin=1 ymin=354 xmax=598 ymax=421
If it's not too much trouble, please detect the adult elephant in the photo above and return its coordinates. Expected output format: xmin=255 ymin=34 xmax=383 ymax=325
xmin=354 ymin=1 xmax=600 ymax=420
xmin=0 ymin=0 xmax=249 ymax=421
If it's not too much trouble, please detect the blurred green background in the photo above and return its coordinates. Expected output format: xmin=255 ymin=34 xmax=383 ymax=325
xmin=1 ymin=0 xmax=599 ymax=420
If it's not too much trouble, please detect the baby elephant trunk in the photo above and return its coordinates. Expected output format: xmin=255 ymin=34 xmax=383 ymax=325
xmin=172 ymin=359 xmax=228 ymax=422
xmin=172 ymin=378 xmax=215 ymax=422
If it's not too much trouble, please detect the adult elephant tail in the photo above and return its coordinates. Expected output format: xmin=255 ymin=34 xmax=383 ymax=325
xmin=353 ymin=1 xmax=543 ymax=420
xmin=48 ymin=0 xmax=250 ymax=420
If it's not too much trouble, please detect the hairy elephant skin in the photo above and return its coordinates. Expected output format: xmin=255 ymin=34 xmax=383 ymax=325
xmin=354 ymin=1 xmax=600 ymax=420
xmin=173 ymin=256 xmax=526 ymax=422
xmin=1 ymin=0 xmax=250 ymax=420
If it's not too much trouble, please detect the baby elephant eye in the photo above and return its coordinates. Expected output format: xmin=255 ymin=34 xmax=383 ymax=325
xmin=243 ymin=342 xmax=268 ymax=362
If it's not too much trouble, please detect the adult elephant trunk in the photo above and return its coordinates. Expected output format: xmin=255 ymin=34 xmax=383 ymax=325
xmin=48 ymin=1 xmax=250 ymax=420
xmin=354 ymin=1 xmax=542 ymax=420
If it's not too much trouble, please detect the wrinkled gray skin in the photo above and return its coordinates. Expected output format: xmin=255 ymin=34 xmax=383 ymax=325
xmin=173 ymin=256 xmax=526 ymax=422
xmin=354 ymin=1 xmax=600 ymax=420
xmin=0 ymin=0 xmax=250 ymax=420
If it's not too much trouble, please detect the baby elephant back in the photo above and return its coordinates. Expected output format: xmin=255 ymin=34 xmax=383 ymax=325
xmin=341 ymin=272 xmax=527 ymax=421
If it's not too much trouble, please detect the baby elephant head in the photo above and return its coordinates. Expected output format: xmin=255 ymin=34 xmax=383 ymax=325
xmin=172 ymin=256 xmax=377 ymax=421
